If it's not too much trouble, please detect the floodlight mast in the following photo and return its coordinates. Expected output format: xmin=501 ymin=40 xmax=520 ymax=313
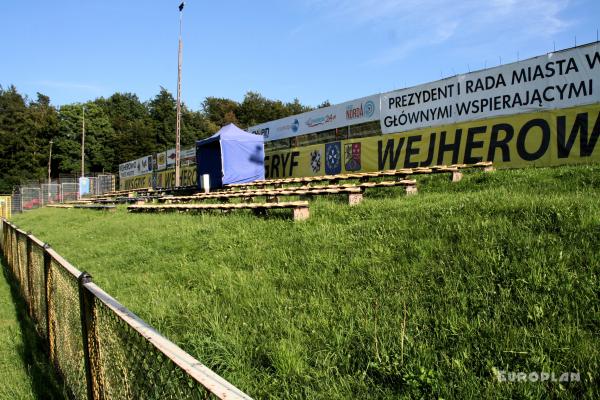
xmin=48 ymin=139 xmax=53 ymax=202
xmin=175 ymin=2 xmax=185 ymax=187
xmin=81 ymin=105 xmax=85 ymax=178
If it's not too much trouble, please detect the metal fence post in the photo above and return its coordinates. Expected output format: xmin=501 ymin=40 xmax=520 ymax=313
xmin=43 ymin=244 xmax=56 ymax=365
xmin=78 ymin=272 xmax=102 ymax=400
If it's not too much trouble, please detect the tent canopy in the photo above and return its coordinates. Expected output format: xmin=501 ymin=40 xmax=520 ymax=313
xmin=196 ymin=124 xmax=265 ymax=189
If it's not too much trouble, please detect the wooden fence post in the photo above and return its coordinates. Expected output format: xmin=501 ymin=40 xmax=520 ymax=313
xmin=25 ymin=234 xmax=35 ymax=319
xmin=14 ymin=230 xmax=22 ymax=289
xmin=43 ymin=244 xmax=56 ymax=366
xmin=78 ymin=272 xmax=102 ymax=400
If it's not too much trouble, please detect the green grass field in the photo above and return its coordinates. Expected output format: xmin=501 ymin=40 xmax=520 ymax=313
xmin=0 ymin=265 xmax=66 ymax=399
xmin=10 ymin=164 xmax=600 ymax=399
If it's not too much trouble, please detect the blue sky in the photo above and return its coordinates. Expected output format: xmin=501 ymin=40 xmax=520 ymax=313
xmin=1 ymin=0 xmax=599 ymax=109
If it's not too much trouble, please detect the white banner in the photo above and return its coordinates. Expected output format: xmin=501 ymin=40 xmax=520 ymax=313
xmin=381 ymin=43 xmax=600 ymax=134
xmin=248 ymin=94 xmax=380 ymax=141
xmin=181 ymin=147 xmax=196 ymax=163
xmin=166 ymin=149 xmax=176 ymax=166
xmin=118 ymin=155 xmax=153 ymax=179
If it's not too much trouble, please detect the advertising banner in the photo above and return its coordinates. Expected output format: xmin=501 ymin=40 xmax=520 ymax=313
xmin=118 ymin=155 xmax=153 ymax=179
xmin=79 ymin=177 xmax=90 ymax=196
xmin=0 ymin=196 xmax=11 ymax=220
xmin=157 ymin=152 xmax=167 ymax=170
xmin=248 ymin=94 xmax=380 ymax=141
xmin=381 ymin=43 xmax=600 ymax=134
xmin=264 ymin=103 xmax=600 ymax=178
xmin=181 ymin=147 xmax=196 ymax=164
xmin=166 ymin=149 xmax=176 ymax=166
xmin=119 ymin=166 xmax=198 ymax=190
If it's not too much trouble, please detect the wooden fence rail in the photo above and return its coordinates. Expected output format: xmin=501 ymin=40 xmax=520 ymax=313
xmin=0 ymin=218 xmax=252 ymax=400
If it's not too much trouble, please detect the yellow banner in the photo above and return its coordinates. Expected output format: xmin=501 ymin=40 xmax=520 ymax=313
xmin=120 ymin=166 xmax=197 ymax=190
xmin=264 ymin=104 xmax=600 ymax=178
xmin=155 ymin=166 xmax=197 ymax=188
xmin=0 ymin=196 xmax=11 ymax=220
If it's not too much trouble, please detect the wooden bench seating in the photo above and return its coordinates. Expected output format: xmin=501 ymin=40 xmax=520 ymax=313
xmin=47 ymin=204 xmax=116 ymax=211
xmin=128 ymin=201 xmax=310 ymax=221
xmin=225 ymin=162 xmax=493 ymax=190
xmin=94 ymin=197 xmax=141 ymax=205
xmin=151 ymin=179 xmax=417 ymax=206
xmin=156 ymin=187 xmax=364 ymax=206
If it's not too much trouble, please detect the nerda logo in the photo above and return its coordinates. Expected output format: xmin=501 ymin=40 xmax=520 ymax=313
xmin=346 ymin=100 xmax=375 ymax=120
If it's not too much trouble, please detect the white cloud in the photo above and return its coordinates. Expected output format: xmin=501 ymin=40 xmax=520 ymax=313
xmin=300 ymin=0 xmax=571 ymax=64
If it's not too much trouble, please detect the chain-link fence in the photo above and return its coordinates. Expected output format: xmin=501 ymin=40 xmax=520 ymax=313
xmin=96 ymin=174 xmax=116 ymax=195
xmin=21 ymin=186 xmax=42 ymax=211
xmin=41 ymin=184 xmax=62 ymax=206
xmin=62 ymin=183 xmax=79 ymax=203
xmin=1 ymin=219 xmax=252 ymax=400
xmin=11 ymin=191 xmax=22 ymax=214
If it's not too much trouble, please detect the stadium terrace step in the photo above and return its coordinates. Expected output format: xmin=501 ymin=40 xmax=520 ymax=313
xmin=154 ymin=179 xmax=417 ymax=206
xmin=47 ymin=204 xmax=116 ymax=211
xmin=225 ymin=162 xmax=493 ymax=190
xmin=157 ymin=187 xmax=364 ymax=206
xmin=128 ymin=201 xmax=310 ymax=221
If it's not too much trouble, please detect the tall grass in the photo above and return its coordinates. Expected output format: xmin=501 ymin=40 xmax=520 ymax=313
xmin=12 ymin=164 xmax=600 ymax=399
xmin=0 ymin=265 xmax=66 ymax=399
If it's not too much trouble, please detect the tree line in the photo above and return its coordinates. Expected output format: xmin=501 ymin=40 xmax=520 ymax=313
xmin=0 ymin=85 xmax=322 ymax=192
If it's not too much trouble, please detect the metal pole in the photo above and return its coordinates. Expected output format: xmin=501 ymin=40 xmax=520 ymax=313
xmin=81 ymin=106 xmax=86 ymax=178
xmin=48 ymin=140 xmax=53 ymax=202
xmin=175 ymin=2 xmax=184 ymax=187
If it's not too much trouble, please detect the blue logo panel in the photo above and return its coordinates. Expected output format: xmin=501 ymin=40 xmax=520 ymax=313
xmin=325 ymin=142 xmax=341 ymax=175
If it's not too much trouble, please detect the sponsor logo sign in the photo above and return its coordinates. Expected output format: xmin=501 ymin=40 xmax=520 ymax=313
xmin=263 ymin=103 xmax=600 ymax=178
xmin=118 ymin=155 xmax=153 ymax=179
xmin=166 ymin=149 xmax=176 ymax=166
xmin=157 ymin=152 xmax=166 ymax=170
xmin=344 ymin=143 xmax=361 ymax=171
xmin=306 ymin=114 xmax=336 ymax=128
xmin=325 ymin=142 xmax=342 ymax=175
xmin=346 ymin=100 xmax=376 ymax=121
xmin=381 ymin=43 xmax=600 ymax=134
xmin=249 ymin=94 xmax=380 ymax=141
xmin=310 ymin=149 xmax=322 ymax=173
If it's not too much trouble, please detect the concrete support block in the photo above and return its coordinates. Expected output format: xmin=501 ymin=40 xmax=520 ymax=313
xmin=452 ymin=171 xmax=463 ymax=182
xmin=293 ymin=206 xmax=310 ymax=221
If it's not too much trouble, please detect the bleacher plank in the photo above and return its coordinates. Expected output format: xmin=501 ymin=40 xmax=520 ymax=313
xmin=128 ymin=201 xmax=310 ymax=221
xmin=224 ymin=162 xmax=492 ymax=190
xmin=156 ymin=179 xmax=417 ymax=206
xmin=47 ymin=204 xmax=116 ymax=211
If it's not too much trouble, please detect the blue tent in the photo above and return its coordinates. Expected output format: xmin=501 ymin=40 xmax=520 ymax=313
xmin=195 ymin=123 xmax=265 ymax=189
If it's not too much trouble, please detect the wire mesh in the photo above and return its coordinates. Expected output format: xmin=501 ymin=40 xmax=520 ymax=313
xmin=48 ymin=259 xmax=87 ymax=400
xmin=41 ymin=184 xmax=62 ymax=206
xmin=28 ymin=242 xmax=47 ymax=337
xmin=17 ymin=232 xmax=30 ymax=300
xmin=92 ymin=298 xmax=214 ymax=400
xmin=0 ymin=220 xmax=251 ymax=400
xmin=96 ymin=175 xmax=116 ymax=195
xmin=61 ymin=183 xmax=79 ymax=203
xmin=21 ymin=187 xmax=41 ymax=210
xmin=11 ymin=191 xmax=22 ymax=214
